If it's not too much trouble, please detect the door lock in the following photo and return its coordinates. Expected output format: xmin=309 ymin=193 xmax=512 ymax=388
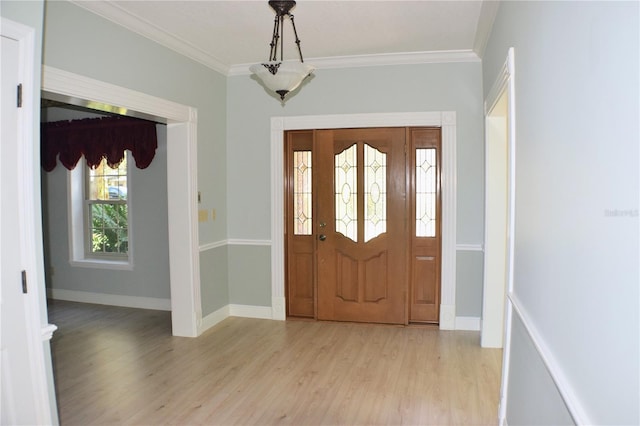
xmin=318 ymin=234 xmax=327 ymax=241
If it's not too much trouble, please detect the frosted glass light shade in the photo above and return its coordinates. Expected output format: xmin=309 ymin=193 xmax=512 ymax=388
xmin=250 ymin=61 xmax=315 ymax=100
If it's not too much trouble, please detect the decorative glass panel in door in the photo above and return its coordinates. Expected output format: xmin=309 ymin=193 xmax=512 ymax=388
xmin=364 ymin=144 xmax=387 ymax=242
xmin=293 ymin=150 xmax=312 ymax=235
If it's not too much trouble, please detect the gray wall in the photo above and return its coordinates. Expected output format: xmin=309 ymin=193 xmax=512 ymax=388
xmin=483 ymin=1 xmax=639 ymax=424
xmin=41 ymin=107 xmax=171 ymax=300
xmin=227 ymin=62 xmax=486 ymax=312
xmin=41 ymin=1 xmax=229 ymax=316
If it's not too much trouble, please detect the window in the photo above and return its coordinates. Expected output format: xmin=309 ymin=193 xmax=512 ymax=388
xmin=68 ymin=153 xmax=133 ymax=269
xmin=86 ymin=157 xmax=129 ymax=258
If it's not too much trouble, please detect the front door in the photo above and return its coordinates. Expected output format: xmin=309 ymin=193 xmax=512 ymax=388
xmin=285 ymin=127 xmax=441 ymax=324
xmin=315 ymin=128 xmax=407 ymax=324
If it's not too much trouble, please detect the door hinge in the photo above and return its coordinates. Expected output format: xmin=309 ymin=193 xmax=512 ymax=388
xmin=17 ymin=84 xmax=23 ymax=108
xmin=21 ymin=270 xmax=28 ymax=294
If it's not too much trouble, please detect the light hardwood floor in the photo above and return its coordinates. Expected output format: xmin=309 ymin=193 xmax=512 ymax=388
xmin=48 ymin=300 xmax=502 ymax=425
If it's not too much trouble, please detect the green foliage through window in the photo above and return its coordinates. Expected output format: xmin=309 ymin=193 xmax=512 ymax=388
xmin=86 ymin=156 xmax=129 ymax=257
xmin=91 ymin=203 xmax=128 ymax=254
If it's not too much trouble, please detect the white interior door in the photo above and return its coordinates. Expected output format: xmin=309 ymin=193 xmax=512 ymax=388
xmin=1 ymin=33 xmax=39 ymax=425
xmin=1 ymin=20 xmax=57 ymax=424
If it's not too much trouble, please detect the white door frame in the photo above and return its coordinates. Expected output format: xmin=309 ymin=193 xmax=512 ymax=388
xmin=482 ymin=47 xmax=516 ymax=424
xmin=41 ymin=66 xmax=202 ymax=337
xmin=270 ymin=112 xmax=458 ymax=329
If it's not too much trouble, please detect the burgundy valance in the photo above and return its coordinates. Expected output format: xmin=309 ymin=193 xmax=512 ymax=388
xmin=41 ymin=115 xmax=157 ymax=171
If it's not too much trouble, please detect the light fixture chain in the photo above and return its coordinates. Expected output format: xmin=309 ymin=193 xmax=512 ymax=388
xmin=288 ymin=13 xmax=304 ymax=63
xmin=269 ymin=13 xmax=280 ymax=61
xmin=280 ymin=14 xmax=285 ymax=61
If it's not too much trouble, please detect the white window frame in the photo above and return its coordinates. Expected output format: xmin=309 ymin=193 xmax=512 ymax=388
xmin=68 ymin=155 xmax=134 ymax=270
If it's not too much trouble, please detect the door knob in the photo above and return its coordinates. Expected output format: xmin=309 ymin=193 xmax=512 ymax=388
xmin=318 ymin=234 xmax=327 ymax=241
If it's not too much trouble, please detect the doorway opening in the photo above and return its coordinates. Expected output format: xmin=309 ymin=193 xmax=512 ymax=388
xmin=481 ymin=47 xmax=516 ymax=424
xmin=39 ymin=99 xmax=171 ymax=313
xmin=41 ymin=66 xmax=201 ymax=337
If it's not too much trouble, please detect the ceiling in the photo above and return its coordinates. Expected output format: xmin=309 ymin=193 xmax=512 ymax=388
xmin=70 ymin=0 xmax=500 ymax=75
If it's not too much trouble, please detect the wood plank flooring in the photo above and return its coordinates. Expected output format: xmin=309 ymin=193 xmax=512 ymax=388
xmin=48 ymin=300 xmax=502 ymax=425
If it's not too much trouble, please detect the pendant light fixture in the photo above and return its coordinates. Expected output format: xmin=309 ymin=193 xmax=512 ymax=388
xmin=250 ymin=1 xmax=314 ymax=101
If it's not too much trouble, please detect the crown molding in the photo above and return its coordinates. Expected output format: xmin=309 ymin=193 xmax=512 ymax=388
xmin=473 ymin=0 xmax=501 ymax=58
xmin=70 ymin=1 xmax=480 ymax=77
xmin=229 ymin=50 xmax=480 ymax=76
xmin=69 ymin=0 xmax=230 ymax=75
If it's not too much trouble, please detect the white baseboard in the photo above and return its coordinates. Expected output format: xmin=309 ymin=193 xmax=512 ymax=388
xmin=199 ymin=305 xmax=230 ymax=334
xmin=199 ymin=304 xmax=272 ymax=335
xmin=439 ymin=304 xmax=456 ymax=330
xmin=455 ymin=316 xmax=481 ymax=331
xmin=271 ymin=296 xmax=285 ymax=320
xmin=47 ymin=288 xmax=171 ymax=311
xmin=229 ymin=304 xmax=273 ymax=319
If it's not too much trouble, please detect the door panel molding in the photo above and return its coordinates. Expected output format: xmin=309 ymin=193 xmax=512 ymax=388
xmin=271 ymin=112 xmax=457 ymax=329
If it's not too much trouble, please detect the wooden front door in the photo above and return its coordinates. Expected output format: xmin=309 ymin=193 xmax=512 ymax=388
xmin=285 ymin=127 xmax=441 ymax=324
xmin=315 ymin=128 xmax=407 ymax=324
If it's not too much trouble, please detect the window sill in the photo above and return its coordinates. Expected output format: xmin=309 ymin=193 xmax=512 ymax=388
xmin=69 ymin=258 xmax=133 ymax=271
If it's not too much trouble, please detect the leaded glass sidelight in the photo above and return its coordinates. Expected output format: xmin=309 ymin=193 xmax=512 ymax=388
xmin=364 ymin=144 xmax=387 ymax=242
xmin=335 ymin=144 xmax=357 ymax=242
xmin=416 ymin=148 xmax=437 ymax=237
xmin=293 ymin=151 xmax=312 ymax=235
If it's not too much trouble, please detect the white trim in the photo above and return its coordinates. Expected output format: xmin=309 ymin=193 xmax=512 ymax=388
xmin=439 ymin=112 xmax=458 ymax=330
xmin=473 ymin=0 xmax=501 ymax=58
xmin=70 ymin=1 xmax=480 ymax=77
xmin=227 ymin=239 xmax=271 ymax=246
xmin=199 ymin=239 xmax=272 ymax=252
xmin=42 ymin=66 xmax=201 ymax=337
xmin=200 ymin=303 xmax=281 ymax=334
xmin=47 ymin=288 xmax=171 ymax=311
xmin=456 ymin=243 xmax=483 ymax=252
xmin=199 ymin=240 xmax=227 ymax=252
xmin=229 ymin=304 xmax=273 ymax=320
xmin=508 ymin=293 xmax=590 ymax=425
xmin=272 ymin=296 xmax=286 ymax=321
xmin=69 ymin=0 xmax=229 ymax=76
xmin=199 ymin=305 xmax=230 ymax=334
xmin=455 ymin=316 xmax=481 ymax=331
xmin=42 ymin=67 xmax=191 ymax=123
xmin=229 ymin=50 xmax=480 ymax=76
xmin=483 ymin=47 xmax=517 ymax=425
xmin=439 ymin=304 xmax=456 ymax=330
xmin=271 ymin=112 xmax=457 ymax=329
xmin=40 ymin=324 xmax=58 ymax=342
xmin=69 ymin=258 xmax=134 ymax=271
